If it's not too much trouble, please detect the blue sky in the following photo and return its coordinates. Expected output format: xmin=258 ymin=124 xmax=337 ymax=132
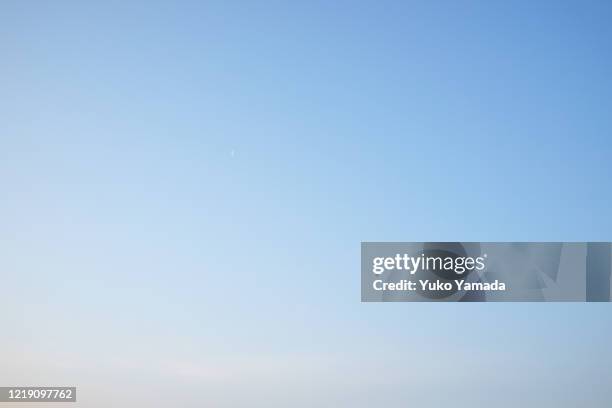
xmin=1 ymin=1 xmax=612 ymax=406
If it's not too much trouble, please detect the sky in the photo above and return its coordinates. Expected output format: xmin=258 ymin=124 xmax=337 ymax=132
xmin=1 ymin=1 xmax=612 ymax=407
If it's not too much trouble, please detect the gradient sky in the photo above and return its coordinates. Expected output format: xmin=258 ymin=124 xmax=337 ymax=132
xmin=1 ymin=1 xmax=612 ymax=407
